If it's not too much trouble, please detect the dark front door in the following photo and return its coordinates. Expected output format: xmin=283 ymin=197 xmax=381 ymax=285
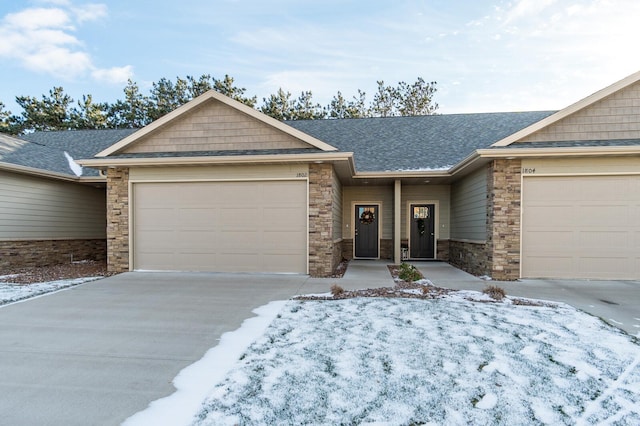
xmin=354 ymin=205 xmax=379 ymax=258
xmin=410 ymin=204 xmax=435 ymax=259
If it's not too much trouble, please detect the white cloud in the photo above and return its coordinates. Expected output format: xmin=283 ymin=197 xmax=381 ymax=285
xmin=72 ymin=3 xmax=107 ymax=23
xmin=0 ymin=2 xmax=132 ymax=83
xmin=92 ymin=65 xmax=134 ymax=84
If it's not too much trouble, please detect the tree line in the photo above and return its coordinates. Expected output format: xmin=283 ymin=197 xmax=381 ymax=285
xmin=0 ymin=75 xmax=438 ymax=135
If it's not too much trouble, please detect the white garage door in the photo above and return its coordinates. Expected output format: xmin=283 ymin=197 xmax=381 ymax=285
xmin=522 ymin=175 xmax=640 ymax=279
xmin=132 ymin=180 xmax=307 ymax=273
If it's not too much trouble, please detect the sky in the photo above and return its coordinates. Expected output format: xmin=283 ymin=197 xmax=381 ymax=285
xmin=1 ymin=0 xmax=640 ymax=115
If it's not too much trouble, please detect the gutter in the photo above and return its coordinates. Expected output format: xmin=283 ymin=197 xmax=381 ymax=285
xmin=0 ymin=161 xmax=79 ymax=182
xmin=77 ymin=152 xmax=355 ymax=168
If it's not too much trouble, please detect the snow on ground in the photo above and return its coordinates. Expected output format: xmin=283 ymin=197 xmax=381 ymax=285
xmin=193 ymin=298 xmax=640 ymax=425
xmin=0 ymin=276 xmax=102 ymax=306
xmin=129 ymin=292 xmax=640 ymax=426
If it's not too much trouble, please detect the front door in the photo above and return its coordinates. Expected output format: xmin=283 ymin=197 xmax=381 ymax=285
xmin=410 ymin=204 xmax=435 ymax=259
xmin=354 ymin=205 xmax=379 ymax=258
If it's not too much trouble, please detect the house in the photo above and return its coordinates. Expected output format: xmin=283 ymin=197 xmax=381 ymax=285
xmin=3 ymin=71 xmax=640 ymax=280
xmin=0 ymin=129 xmax=135 ymax=269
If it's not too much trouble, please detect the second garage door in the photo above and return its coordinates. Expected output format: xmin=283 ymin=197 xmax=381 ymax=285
xmin=521 ymin=175 xmax=640 ymax=279
xmin=132 ymin=180 xmax=307 ymax=273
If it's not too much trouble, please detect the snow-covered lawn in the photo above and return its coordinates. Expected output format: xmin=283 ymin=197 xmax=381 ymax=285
xmin=0 ymin=275 xmax=103 ymax=305
xmin=128 ymin=291 xmax=640 ymax=426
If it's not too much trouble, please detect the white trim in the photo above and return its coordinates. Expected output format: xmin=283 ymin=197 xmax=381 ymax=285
xmin=128 ymin=177 xmax=309 ymax=274
xmin=95 ymin=90 xmax=337 ymax=157
xmin=351 ymin=201 xmax=382 ymax=259
xmin=491 ymin=70 xmax=640 ymax=147
xmin=79 ymin=152 xmax=354 ymax=168
xmin=406 ymin=200 xmax=439 ymax=260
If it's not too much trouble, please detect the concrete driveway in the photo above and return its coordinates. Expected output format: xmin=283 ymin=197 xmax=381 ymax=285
xmin=0 ymin=271 xmax=337 ymax=426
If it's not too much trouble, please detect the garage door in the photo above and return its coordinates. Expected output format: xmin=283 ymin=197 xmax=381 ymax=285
xmin=522 ymin=175 xmax=640 ymax=279
xmin=132 ymin=180 xmax=307 ymax=273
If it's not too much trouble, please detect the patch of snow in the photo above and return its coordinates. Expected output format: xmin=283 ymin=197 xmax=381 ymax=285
xmin=475 ymin=393 xmax=497 ymax=410
xmin=478 ymin=275 xmax=492 ymax=281
xmin=123 ymin=300 xmax=287 ymax=426
xmin=63 ymin=151 xmax=83 ymax=176
xmin=0 ymin=276 xmax=102 ymax=306
xmin=392 ymin=165 xmax=452 ymax=172
xmin=400 ymin=288 xmax=422 ymax=295
xmin=0 ymin=274 xmax=20 ymax=280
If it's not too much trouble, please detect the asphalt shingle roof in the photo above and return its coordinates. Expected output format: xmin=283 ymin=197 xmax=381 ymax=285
xmin=1 ymin=129 xmax=137 ymax=177
xmin=2 ymin=112 xmax=578 ymax=178
xmin=287 ymin=111 xmax=556 ymax=171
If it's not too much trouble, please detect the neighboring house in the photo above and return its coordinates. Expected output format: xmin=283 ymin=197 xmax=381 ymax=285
xmin=0 ymin=129 xmax=135 ymax=269
xmin=2 ymin=71 xmax=639 ymax=280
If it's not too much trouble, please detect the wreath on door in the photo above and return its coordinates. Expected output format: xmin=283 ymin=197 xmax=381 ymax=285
xmin=359 ymin=210 xmax=375 ymax=225
xmin=416 ymin=218 xmax=426 ymax=235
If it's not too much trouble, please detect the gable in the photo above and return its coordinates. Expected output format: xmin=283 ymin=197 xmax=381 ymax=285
xmin=121 ymin=98 xmax=315 ymax=155
xmin=518 ymin=80 xmax=640 ymax=143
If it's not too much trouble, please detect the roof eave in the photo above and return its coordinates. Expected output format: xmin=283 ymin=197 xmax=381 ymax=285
xmin=78 ymin=151 xmax=355 ymax=168
xmin=478 ymin=145 xmax=640 ymax=158
xmin=0 ymin=161 xmax=78 ymax=182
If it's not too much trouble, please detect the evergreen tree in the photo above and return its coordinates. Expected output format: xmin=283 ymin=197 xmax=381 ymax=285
xmin=70 ymin=95 xmax=109 ymax=129
xmin=14 ymin=87 xmax=73 ymax=132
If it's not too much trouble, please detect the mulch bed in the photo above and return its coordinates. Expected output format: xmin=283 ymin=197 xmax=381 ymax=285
xmin=298 ymin=263 xmax=553 ymax=307
xmin=0 ymin=260 xmax=111 ymax=284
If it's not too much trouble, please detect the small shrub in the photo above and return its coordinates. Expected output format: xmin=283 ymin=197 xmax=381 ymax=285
xmin=483 ymin=285 xmax=506 ymax=301
xmin=399 ymin=263 xmax=422 ymax=282
xmin=330 ymin=284 xmax=344 ymax=297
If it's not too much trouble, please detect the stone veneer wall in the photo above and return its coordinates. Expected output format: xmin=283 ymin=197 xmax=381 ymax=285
xmin=487 ymin=159 xmax=521 ymax=280
xmin=342 ymin=239 xmax=354 ymax=260
xmin=436 ymin=239 xmax=450 ymax=261
xmin=448 ymin=240 xmax=489 ymax=276
xmin=380 ymin=239 xmax=393 ymax=260
xmin=106 ymin=168 xmax=130 ymax=273
xmin=0 ymin=239 xmax=106 ymax=269
xmin=308 ymin=163 xmax=337 ymax=277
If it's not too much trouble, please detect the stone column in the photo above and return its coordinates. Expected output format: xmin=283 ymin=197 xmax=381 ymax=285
xmin=106 ymin=167 xmax=130 ymax=273
xmin=487 ymin=159 xmax=521 ymax=280
xmin=308 ymin=163 xmax=335 ymax=277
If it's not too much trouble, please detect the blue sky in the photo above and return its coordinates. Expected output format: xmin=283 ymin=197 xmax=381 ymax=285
xmin=1 ymin=0 xmax=640 ymax=115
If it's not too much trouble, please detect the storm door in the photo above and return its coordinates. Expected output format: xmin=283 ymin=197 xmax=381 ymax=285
xmin=410 ymin=204 xmax=435 ymax=259
xmin=354 ymin=205 xmax=379 ymax=258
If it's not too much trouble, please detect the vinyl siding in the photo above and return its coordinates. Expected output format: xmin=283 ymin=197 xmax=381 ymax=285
xmin=0 ymin=170 xmax=106 ymax=240
xmin=332 ymin=171 xmax=342 ymax=240
xmin=450 ymin=167 xmax=487 ymax=242
xmin=342 ymin=185 xmax=393 ymax=240
xmin=401 ymin=185 xmax=451 ymax=240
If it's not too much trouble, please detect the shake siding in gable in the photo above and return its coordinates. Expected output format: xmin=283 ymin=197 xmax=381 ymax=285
xmin=122 ymin=100 xmax=310 ymax=153
xmin=520 ymin=81 xmax=640 ymax=142
xmin=450 ymin=167 xmax=487 ymax=242
xmin=0 ymin=170 xmax=106 ymax=240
